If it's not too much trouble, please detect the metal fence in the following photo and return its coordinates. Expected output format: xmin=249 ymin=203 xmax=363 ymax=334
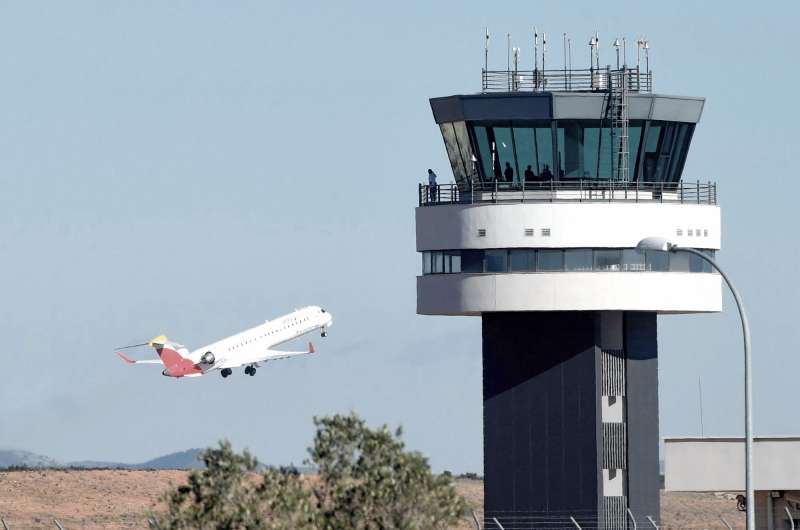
xmin=419 ymin=180 xmax=717 ymax=207
xmin=481 ymin=67 xmax=652 ymax=93
xmin=471 ymin=509 xmax=747 ymax=530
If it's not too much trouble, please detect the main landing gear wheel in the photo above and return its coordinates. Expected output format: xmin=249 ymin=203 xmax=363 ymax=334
xmin=221 ymin=368 xmax=232 ymax=378
xmin=245 ymin=366 xmax=256 ymax=376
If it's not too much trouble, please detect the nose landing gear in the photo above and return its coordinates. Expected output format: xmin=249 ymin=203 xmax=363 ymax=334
xmin=321 ymin=328 xmax=328 ymax=338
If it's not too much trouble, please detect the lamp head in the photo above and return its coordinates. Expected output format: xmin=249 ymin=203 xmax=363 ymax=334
xmin=636 ymin=237 xmax=675 ymax=252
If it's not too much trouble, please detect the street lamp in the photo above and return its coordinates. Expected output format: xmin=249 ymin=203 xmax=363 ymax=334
xmin=637 ymin=236 xmax=754 ymax=530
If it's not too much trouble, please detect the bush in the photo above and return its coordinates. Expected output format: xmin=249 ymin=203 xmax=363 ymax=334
xmin=153 ymin=413 xmax=466 ymax=530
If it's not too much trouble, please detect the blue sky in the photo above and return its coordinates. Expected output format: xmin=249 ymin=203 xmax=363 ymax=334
xmin=0 ymin=0 xmax=797 ymax=473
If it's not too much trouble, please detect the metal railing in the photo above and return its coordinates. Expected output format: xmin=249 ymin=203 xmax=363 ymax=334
xmin=481 ymin=66 xmax=652 ymax=93
xmin=419 ymin=180 xmax=717 ymax=206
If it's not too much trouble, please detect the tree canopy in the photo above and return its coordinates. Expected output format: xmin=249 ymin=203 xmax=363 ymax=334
xmin=152 ymin=413 xmax=467 ymax=530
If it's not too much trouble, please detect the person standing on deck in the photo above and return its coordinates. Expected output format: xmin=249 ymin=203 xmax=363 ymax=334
xmin=427 ymin=169 xmax=438 ymax=202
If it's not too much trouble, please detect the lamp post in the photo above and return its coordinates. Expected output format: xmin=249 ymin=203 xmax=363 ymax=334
xmin=637 ymin=237 xmax=754 ymax=530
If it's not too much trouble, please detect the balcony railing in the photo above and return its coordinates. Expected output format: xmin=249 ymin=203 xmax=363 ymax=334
xmin=418 ymin=180 xmax=717 ymax=206
xmin=481 ymin=66 xmax=652 ymax=93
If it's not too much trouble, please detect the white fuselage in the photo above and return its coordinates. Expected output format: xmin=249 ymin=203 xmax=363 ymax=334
xmin=189 ymin=306 xmax=332 ymax=369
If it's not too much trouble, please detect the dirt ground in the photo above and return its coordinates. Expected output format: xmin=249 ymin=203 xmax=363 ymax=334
xmin=0 ymin=470 xmax=745 ymax=529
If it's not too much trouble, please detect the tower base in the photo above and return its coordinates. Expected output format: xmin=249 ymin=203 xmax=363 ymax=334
xmin=482 ymin=311 xmax=659 ymax=528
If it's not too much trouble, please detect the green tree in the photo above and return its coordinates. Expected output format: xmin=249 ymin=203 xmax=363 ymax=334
xmin=152 ymin=413 xmax=466 ymax=530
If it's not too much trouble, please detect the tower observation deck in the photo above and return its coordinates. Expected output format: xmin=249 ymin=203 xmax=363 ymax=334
xmin=416 ymin=35 xmax=720 ymax=529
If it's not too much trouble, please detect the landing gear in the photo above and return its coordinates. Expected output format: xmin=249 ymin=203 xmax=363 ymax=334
xmin=244 ymin=365 xmax=257 ymax=376
xmin=321 ymin=329 xmax=328 ymax=338
xmin=221 ymin=368 xmax=232 ymax=378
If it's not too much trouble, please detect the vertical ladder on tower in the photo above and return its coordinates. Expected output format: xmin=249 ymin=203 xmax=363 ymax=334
xmin=609 ymin=67 xmax=630 ymax=182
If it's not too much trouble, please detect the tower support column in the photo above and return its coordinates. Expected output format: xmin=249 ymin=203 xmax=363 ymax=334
xmin=482 ymin=311 xmax=659 ymax=528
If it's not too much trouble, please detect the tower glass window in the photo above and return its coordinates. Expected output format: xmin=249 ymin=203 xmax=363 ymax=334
xmin=440 ymin=123 xmax=467 ymax=184
xmin=494 ymin=127 xmax=516 ymax=182
xmin=509 ymin=249 xmax=536 ymax=271
xmin=463 ymin=119 xmax=689 ymax=183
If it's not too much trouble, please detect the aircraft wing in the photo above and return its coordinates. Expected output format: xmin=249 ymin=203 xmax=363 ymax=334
xmin=217 ymin=342 xmax=316 ymax=369
xmin=117 ymin=352 xmax=163 ymax=365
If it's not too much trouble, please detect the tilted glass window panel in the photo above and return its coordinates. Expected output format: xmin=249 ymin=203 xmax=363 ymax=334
xmin=453 ymin=122 xmax=477 ymax=184
xmin=422 ymin=252 xmax=431 ymax=274
xmin=513 ymin=128 xmax=536 ymax=182
xmin=509 ymin=249 xmax=536 ymax=271
xmin=646 ymin=250 xmax=669 ymax=271
xmin=666 ymin=123 xmax=693 ymax=182
xmin=535 ymin=127 xmax=555 ymax=176
xmin=564 ymin=249 xmax=593 ymax=271
xmin=485 ymin=250 xmax=508 ymax=273
xmin=654 ymin=122 xmax=678 ymax=182
xmin=594 ymin=249 xmax=623 ymax=271
xmin=621 ymin=249 xmax=646 ymax=272
xmin=642 ymin=123 xmax=662 ymax=181
xmin=473 ymin=126 xmax=494 ymax=182
xmin=538 ymin=249 xmax=563 ymax=271
xmin=583 ymin=125 xmax=601 ymax=178
xmin=440 ymin=123 xmax=467 ymax=184
xmin=557 ymin=122 xmax=585 ymax=179
xmin=628 ymin=123 xmax=643 ymax=180
xmin=494 ymin=127 xmax=517 ymax=183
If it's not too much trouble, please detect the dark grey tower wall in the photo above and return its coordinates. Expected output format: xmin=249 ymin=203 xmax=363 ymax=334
xmin=624 ymin=312 xmax=661 ymax=520
xmin=482 ymin=311 xmax=659 ymax=528
xmin=482 ymin=312 xmax=602 ymax=525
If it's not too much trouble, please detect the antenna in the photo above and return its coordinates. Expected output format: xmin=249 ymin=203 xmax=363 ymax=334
xmin=595 ymin=31 xmax=600 ymax=70
xmin=512 ymin=47 xmax=520 ymax=91
xmin=542 ymin=32 xmax=547 ymax=74
xmin=622 ymin=36 xmax=627 ymax=67
xmin=567 ymin=35 xmax=572 ymax=90
xmin=533 ymin=27 xmax=539 ymax=90
xmin=507 ymin=33 xmax=511 ymax=74
xmin=484 ymin=28 xmax=489 ymax=73
xmin=613 ymin=37 xmax=621 ymax=69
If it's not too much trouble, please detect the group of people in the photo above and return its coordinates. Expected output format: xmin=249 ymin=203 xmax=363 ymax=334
xmin=502 ymin=162 xmax=554 ymax=183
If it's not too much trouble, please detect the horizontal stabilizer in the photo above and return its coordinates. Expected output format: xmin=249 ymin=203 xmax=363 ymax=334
xmin=116 ymin=352 xmax=163 ymax=365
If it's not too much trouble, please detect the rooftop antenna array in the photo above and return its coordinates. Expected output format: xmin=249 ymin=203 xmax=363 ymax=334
xmin=480 ymin=29 xmax=651 ymax=94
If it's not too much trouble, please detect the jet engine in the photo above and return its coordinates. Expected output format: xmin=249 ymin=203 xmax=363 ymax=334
xmin=201 ymin=351 xmax=215 ymax=365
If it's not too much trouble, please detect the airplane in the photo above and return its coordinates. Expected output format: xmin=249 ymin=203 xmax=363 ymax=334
xmin=116 ymin=306 xmax=332 ymax=379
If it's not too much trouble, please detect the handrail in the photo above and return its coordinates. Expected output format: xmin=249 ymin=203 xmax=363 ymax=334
xmin=419 ymin=180 xmax=717 ymax=206
xmin=481 ymin=66 xmax=652 ymax=93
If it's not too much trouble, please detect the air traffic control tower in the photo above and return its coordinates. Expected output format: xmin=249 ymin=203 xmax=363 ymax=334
xmin=416 ymin=36 xmax=720 ymax=528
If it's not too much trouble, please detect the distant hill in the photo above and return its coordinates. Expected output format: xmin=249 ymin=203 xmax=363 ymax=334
xmin=132 ymin=449 xmax=204 ymax=470
xmin=0 ymin=450 xmax=60 ymax=469
xmin=0 ymin=448 xmax=204 ymax=470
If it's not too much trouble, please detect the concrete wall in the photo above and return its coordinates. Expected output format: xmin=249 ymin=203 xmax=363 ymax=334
xmin=416 ymin=202 xmax=721 ymax=252
xmin=665 ymin=438 xmax=800 ymax=491
xmin=417 ymin=272 xmax=722 ymax=315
